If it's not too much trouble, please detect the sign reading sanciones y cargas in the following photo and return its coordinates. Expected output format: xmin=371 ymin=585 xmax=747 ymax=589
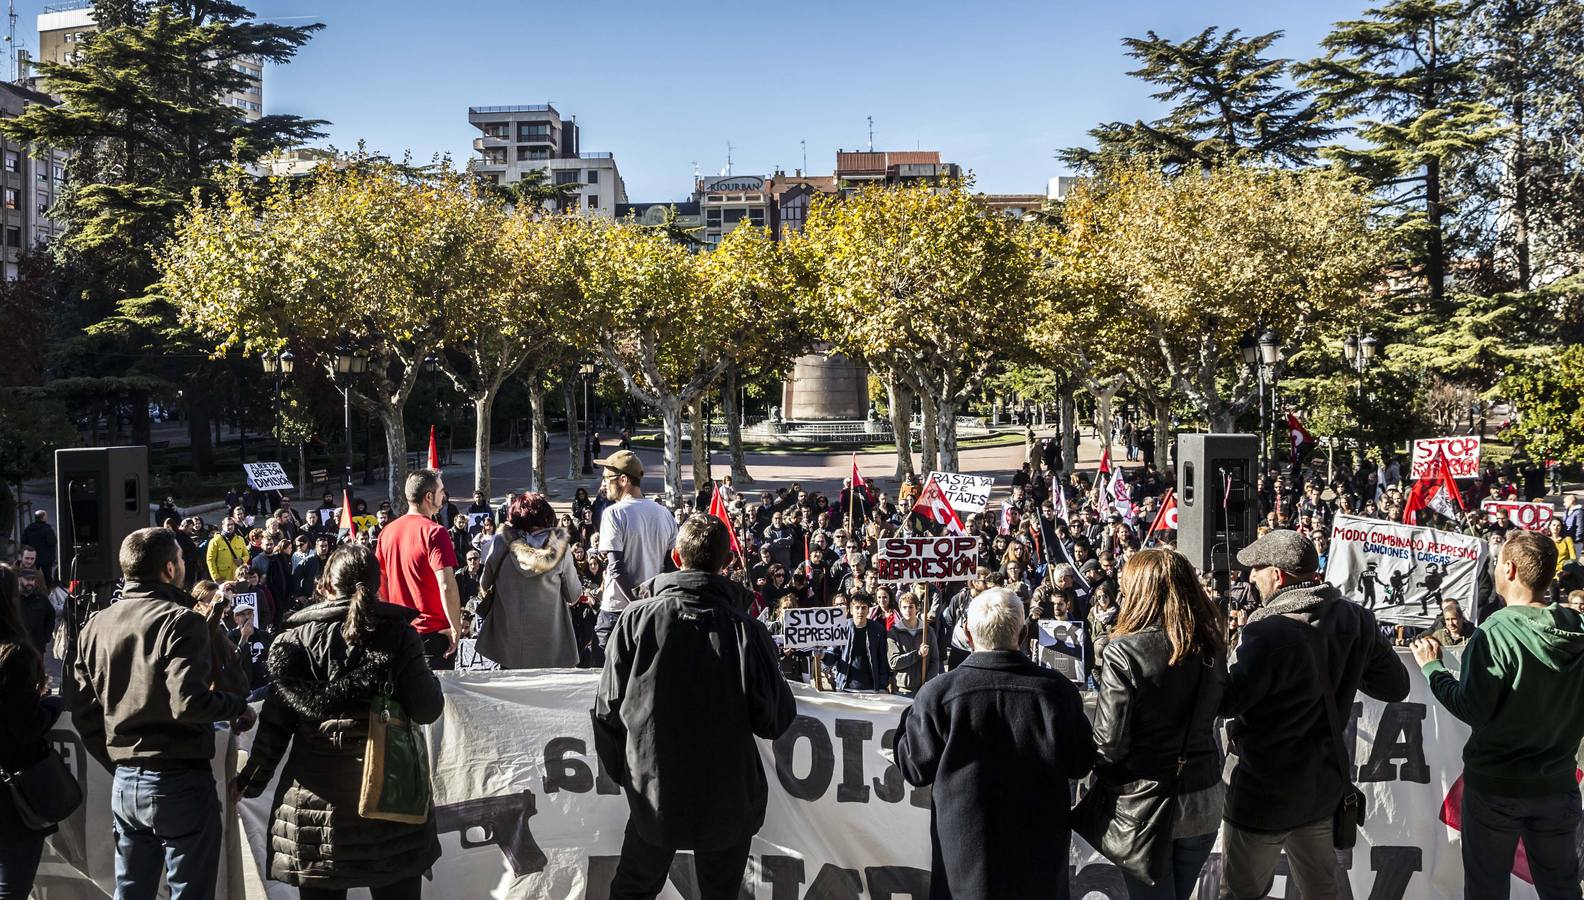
xmin=874 ymin=536 xmax=979 ymax=584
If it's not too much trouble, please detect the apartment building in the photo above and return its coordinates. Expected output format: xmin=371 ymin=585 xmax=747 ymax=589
xmin=37 ymin=1 xmax=265 ymax=121
xmin=467 ymin=103 xmax=627 ymax=217
xmin=0 ymin=82 xmax=68 ymax=279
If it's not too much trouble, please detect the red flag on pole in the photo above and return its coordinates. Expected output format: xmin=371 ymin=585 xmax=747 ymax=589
xmin=1146 ymin=489 xmax=1178 ymax=540
xmin=1287 ymin=412 xmax=1316 ymax=465
xmin=912 ymin=477 xmax=966 ymax=535
xmin=1098 ymin=446 xmax=1112 ymax=475
xmin=341 ymin=487 xmax=358 ymax=539
xmin=1403 ymin=449 xmax=1466 ymax=524
xmin=708 ymin=481 xmax=741 ymax=555
xmin=427 ymin=426 xmax=440 ymax=470
xmin=850 ymin=452 xmax=873 ymax=502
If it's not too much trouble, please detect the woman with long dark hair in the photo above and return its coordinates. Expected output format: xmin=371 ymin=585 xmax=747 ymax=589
xmin=234 ymin=544 xmax=443 ymax=900
xmin=1083 ymin=549 xmax=1227 ymax=900
xmin=0 ymin=563 xmax=62 ymax=898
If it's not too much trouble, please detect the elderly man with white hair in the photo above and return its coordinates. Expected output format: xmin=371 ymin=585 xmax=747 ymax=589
xmin=895 ymin=587 xmax=1096 ymax=900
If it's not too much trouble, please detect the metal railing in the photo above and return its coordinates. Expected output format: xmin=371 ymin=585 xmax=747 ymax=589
xmin=580 ymin=152 xmax=614 ymax=159
xmin=469 ymin=104 xmax=556 ymax=115
xmin=43 ymin=0 xmax=92 ymax=13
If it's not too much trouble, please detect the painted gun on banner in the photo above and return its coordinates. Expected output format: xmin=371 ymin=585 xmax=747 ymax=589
xmin=433 ymin=789 xmax=547 ymax=878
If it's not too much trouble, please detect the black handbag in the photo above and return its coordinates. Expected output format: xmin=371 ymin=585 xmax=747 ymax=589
xmin=1311 ymin=633 xmax=1366 ymax=849
xmin=1 ymin=748 xmax=83 ymax=831
xmin=1072 ymin=658 xmax=1210 ymax=886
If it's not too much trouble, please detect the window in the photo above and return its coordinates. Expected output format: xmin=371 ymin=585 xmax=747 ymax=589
xmin=37 ymin=202 xmax=48 ymax=216
xmin=750 ymin=210 xmax=766 ymax=226
xmin=553 ymin=170 xmax=577 ymax=185
xmin=722 ymin=208 xmax=744 ymax=225
xmin=3 ymin=189 xmax=14 ymax=210
xmin=5 ymin=227 xmax=20 ymax=248
xmin=528 ymin=147 xmax=551 ymax=160
xmin=706 ymin=209 xmax=722 ymax=226
xmin=4 ymin=152 xmax=16 ymax=173
xmin=587 ymin=195 xmax=598 ymax=209
xmin=37 ymin=168 xmax=46 ymax=182
xmin=585 ymin=169 xmax=599 ymax=184
xmin=517 ymin=123 xmax=551 ymax=142
xmin=52 ymin=165 xmax=64 ymax=182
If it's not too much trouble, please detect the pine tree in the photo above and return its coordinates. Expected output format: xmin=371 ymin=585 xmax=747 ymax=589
xmin=0 ymin=0 xmax=323 ymax=457
xmin=1298 ymin=0 xmax=1507 ymax=305
xmin=478 ymin=166 xmax=583 ymax=212
xmin=1060 ymin=28 xmax=1335 ymax=173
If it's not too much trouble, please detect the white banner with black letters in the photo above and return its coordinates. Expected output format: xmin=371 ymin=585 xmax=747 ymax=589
xmin=1324 ymin=514 xmax=1487 ymax=629
xmin=40 ymin=659 xmax=1567 ymax=899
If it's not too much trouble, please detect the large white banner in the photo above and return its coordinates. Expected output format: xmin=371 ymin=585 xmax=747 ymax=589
xmin=924 ymin=472 xmax=993 ymax=513
xmin=1325 ymin=514 xmax=1488 ymax=629
xmin=43 ymin=658 xmax=1572 ymax=899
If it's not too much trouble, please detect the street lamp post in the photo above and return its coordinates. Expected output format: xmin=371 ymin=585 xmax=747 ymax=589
xmin=334 ymin=344 xmax=368 ymax=490
xmin=261 ymin=349 xmax=295 ymax=456
xmin=1343 ymin=332 xmax=1379 ymax=468
xmin=1259 ymin=330 xmax=1283 ymax=469
xmin=580 ymin=361 xmax=597 ymax=475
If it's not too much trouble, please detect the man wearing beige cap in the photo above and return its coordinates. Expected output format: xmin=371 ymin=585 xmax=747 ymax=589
xmin=1217 ymin=529 xmax=1408 ymax=900
xmin=592 ymin=450 xmax=678 ymax=665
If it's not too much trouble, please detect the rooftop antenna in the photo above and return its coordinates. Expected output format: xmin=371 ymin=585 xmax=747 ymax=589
xmin=867 ymin=116 xmax=874 ymax=152
xmin=6 ymin=0 xmax=15 ymax=84
xmin=725 ymin=141 xmax=734 ymax=177
xmin=801 ymin=139 xmax=807 ymax=173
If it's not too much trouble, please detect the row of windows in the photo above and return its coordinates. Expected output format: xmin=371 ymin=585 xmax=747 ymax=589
xmin=232 ymin=98 xmax=261 ymax=112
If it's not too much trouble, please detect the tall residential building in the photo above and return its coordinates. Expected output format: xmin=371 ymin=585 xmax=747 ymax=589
xmin=467 ymin=104 xmax=627 ymax=217
xmin=36 ymin=1 xmax=265 ymax=120
xmin=0 ymin=82 xmax=68 ymax=279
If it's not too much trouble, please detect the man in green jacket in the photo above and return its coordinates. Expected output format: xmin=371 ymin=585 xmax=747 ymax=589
xmin=1412 ymin=529 xmax=1584 ymax=900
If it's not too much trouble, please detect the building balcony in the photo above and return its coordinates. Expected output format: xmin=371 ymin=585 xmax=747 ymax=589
xmin=472 ymin=157 xmax=508 ymax=171
xmin=472 ymin=135 xmax=508 ymax=151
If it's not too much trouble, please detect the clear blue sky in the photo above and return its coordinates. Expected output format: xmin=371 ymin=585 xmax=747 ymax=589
xmin=22 ymin=0 xmax=1369 ymax=199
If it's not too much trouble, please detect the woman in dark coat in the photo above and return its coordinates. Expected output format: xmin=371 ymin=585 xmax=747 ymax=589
xmin=0 ymin=563 xmax=63 ymax=898
xmin=234 ymin=543 xmax=444 ymax=900
xmin=1088 ymin=549 xmax=1227 ymax=900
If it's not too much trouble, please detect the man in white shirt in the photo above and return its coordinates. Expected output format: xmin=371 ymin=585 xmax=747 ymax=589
xmin=593 ymin=450 xmax=679 ymax=666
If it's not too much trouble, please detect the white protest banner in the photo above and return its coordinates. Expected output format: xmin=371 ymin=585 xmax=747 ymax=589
xmin=243 ymin=461 xmax=294 ymax=492
xmin=1325 ymin=513 xmax=1486 ymax=628
xmin=1411 ymin=436 xmax=1482 ymax=480
xmin=229 ymin=660 xmax=1559 ymax=899
xmin=782 ymin=606 xmax=849 ymax=650
xmin=1481 ymin=499 xmax=1556 ymax=531
xmin=874 ymin=535 xmax=979 ymax=583
xmin=456 ymin=638 xmax=502 ymax=671
xmin=924 ymin=471 xmax=993 ymax=513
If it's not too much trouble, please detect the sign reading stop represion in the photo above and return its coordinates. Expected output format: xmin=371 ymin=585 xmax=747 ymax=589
xmin=874 ymin=536 xmax=978 ymax=584
xmin=783 ymin=607 xmax=850 ymax=650
xmin=1411 ymin=436 xmax=1482 ymax=480
xmin=1481 ymin=499 xmax=1556 ymax=531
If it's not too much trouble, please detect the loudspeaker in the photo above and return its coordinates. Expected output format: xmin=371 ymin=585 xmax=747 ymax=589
xmin=55 ymin=445 xmax=149 ymax=583
xmin=1175 ymin=434 xmax=1260 ymax=575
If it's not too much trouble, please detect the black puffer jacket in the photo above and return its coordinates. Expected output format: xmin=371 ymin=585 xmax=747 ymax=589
xmin=235 ymin=599 xmax=444 ymax=889
xmin=1092 ymin=627 xmax=1227 ymax=790
xmin=0 ymin=638 xmax=62 ymax=845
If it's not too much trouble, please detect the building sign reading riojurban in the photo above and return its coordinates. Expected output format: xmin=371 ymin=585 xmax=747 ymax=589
xmin=698 ymin=175 xmax=765 ymax=193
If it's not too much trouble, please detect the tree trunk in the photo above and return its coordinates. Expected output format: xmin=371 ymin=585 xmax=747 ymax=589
xmin=527 ymin=376 xmax=548 ymax=494
xmin=721 ymin=363 xmax=752 ymax=482
xmin=1426 ymin=156 xmax=1445 ymax=305
xmin=937 ymin=398 xmax=960 ymax=474
xmin=1511 ymin=101 xmax=1531 ymax=290
xmin=472 ymin=386 xmax=498 ymax=496
xmin=296 ymin=443 xmax=306 ymax=502
xmin=887 ymin=376 xmax=915 ymax=481
xmin=919 ymin=392 xmax=939 ymax=475
xmin=1209 ymin=408 xmax=1238 ymax=433
xmin=689 ymin=396 xmax=710 ymax=492
xmin=130 ymin=390 xmax=151 ymax=447
xmin=563 ymin=373 xmax=581 ymax=481
xmin=1093 ymin=382 xmax=1120 ymax=449
xmin=374 ymin=404 xmax=407 ymax=513
xmin=659 ymin=398 xmax=684 ymax=503
xmin=1059 ymin=391 xmax=1077 ymax=475
xmin=1153 ymin=398 xmax=1172 ymax=472
xmin=185 ymin=390 xmax=212 ymax=476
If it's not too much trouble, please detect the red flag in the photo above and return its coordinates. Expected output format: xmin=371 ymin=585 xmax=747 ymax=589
xmin=427 ymin=426 xmax=440 ymax=470
xmin=1287 ymin=412 xmax=1316 ymax=465
xmin=708 ymin=481 xmax=741 ymax=556
xmin=1403 ymin=448 xmax=1465 ymax=524
xmin=912 ymin=477 xmax=966 ymax=535
xmin=1146 ymin=489 xmax=1179 ymax=540
xmin=341 ymin=487 xmax=357 ymax=539
xmin=850 ymin=452 xmax=873 ymax=502
xmin=1098 ymin=446 xmax=1112 ymax=475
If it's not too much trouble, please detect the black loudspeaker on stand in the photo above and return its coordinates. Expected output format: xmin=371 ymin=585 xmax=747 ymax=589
xmin=55 ymin=445 xmax=149 ymax=584
xmin=1175 ymin=434 xmax=1260 ymax=576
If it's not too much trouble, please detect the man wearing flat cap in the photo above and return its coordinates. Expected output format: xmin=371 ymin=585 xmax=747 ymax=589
xmin=591 ymin=449 xmax=678 ymax=665
xmin=1217 ymin=529 xmax=1408 ymax=900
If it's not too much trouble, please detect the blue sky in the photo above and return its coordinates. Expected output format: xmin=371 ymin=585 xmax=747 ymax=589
xmin=21 ymin=0 xmax=1369 ymax=199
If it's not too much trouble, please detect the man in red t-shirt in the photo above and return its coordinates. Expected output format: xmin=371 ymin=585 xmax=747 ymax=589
xmin=376 ymin=468 xmax=463 ymax=669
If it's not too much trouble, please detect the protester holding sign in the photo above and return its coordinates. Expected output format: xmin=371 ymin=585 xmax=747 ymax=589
xmin=1412 ymin=530 xmax=1584 ymax=900
xmin=896 ymin=587 xmax=1096 ymax=900
xmin=593 ymin=515 xmax=795 ymax=900
xmin=1082 ymin=549 xmax=1226 ymax=899
xmin=1218 ymin=529 xmax=1408 ymax=900
xmin=887 ymin=592 xmax=935 ymax=695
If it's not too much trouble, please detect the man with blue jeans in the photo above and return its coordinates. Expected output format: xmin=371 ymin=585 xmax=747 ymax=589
xmin=74 ymin=528 xmax=253 ymax=900
xmin=1414 ymin=530 xmax=1584 ymax=899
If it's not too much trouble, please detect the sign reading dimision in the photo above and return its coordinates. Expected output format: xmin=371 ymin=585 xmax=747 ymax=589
xmin=874 ymin=536 xmax=978 ymax=583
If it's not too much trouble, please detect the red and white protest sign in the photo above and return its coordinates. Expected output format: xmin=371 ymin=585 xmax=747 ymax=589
xmin=1481 ymin=500 xmax=1556 ymax=531
xmin=1411 ymin=436 xmax=1481 ymax=480
xmin=874 ymin=536 xmax=978 ymax=583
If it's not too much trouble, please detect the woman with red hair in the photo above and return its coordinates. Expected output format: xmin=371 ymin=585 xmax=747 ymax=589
xmin=476 ymin=493 xmax=582 ymax=668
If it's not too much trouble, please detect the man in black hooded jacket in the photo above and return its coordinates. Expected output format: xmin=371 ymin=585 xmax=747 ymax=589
xmin=593 ymin=514 xmax=796 ymax=900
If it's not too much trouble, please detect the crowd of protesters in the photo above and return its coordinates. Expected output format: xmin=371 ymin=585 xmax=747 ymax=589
xmin=2 ymin=416 xmax=1584 ymax=899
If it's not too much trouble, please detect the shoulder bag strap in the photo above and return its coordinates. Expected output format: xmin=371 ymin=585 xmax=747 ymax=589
xmin=1171 ymin=656 xmax=1211 ymax=784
